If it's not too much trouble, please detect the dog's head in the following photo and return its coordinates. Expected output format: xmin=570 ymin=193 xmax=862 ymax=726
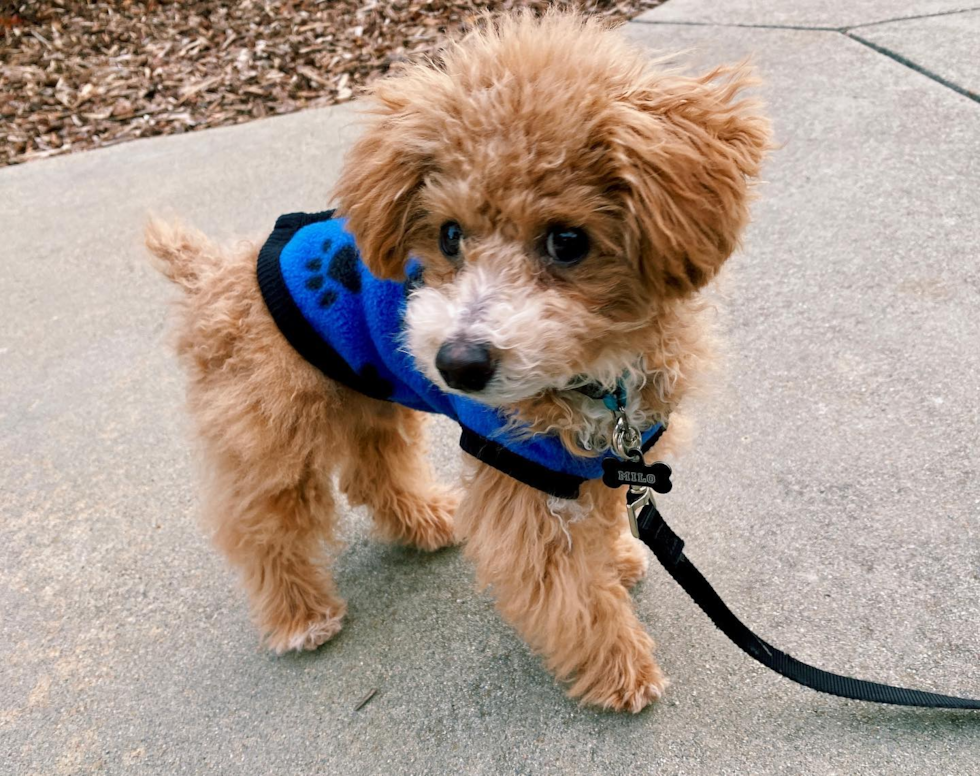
xmin=334 ymin=12 xmax=770 ymax=407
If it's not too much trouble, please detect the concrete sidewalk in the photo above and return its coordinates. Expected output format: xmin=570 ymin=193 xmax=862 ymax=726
xmin=2 ymin=2 xmax=978 ymax=773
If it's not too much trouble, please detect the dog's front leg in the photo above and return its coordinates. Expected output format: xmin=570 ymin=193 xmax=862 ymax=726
xmin=456 ymin=464 xmax=666 ymax=712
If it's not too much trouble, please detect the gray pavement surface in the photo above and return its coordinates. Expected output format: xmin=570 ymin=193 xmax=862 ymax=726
xmin=853 ymin=10 xmax=980 ymax=98
xmin=2 ymin=4 xmax=979 ymax=774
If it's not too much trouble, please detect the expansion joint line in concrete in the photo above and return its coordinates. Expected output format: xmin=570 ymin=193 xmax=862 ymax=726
xmin=843 ymin=32 xmax=979 ymax=103
xmin=633 ymin=8 xmax=980 ymax=105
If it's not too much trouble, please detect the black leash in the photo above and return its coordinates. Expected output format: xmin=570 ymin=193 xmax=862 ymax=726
xmin=629 ymin=490 xmax=980 ymax=709
xmin=597 ymin=388 xmax=977 ymax=709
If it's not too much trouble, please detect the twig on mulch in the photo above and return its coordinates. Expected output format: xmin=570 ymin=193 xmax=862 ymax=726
xmin=0 ymin=1 xmax=665 ymax=167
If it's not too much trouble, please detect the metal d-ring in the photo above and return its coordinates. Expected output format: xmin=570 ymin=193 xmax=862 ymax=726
xmin=612 ymin=413 xmax=642 ymax=462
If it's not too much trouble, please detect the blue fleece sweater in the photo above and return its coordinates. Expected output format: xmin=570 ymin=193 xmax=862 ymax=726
xmin=256 ymin=211 xmax=662 ymax=499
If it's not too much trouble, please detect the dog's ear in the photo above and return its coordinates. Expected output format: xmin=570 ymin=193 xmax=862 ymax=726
xmin=332 ymin=73 xmax=438 ymax=280
xmin=610 ymin=62 xmax=772 ymax=298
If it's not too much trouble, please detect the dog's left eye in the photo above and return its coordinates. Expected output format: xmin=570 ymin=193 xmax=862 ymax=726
xmin=439 ymin=221 xmax=463 ymax=260
xmin=544 ymin=226 xmax=590 ymax=266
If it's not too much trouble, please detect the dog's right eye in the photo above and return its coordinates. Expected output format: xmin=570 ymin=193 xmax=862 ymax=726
xmin=439 ymin=222 xmax=463 ymax=260
xmin=544 ymin=225 xmax=590 ymax=266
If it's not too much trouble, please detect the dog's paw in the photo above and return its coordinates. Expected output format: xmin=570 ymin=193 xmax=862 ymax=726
xmin=575 ymin=653 xmax=668 ymax=713
xmin=615 ymin=533 xmax=650 ymax=589
xmin=609 ymin=673 xmax=668 ymax=714
xmin=265 ymin=609 xmax=345 ymax=655
xmin=389 ymin=488 xmax=459 ymax=552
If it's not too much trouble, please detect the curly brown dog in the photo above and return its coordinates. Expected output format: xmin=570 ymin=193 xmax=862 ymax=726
xmin=147 ymin=11 xmax=769 ymax=712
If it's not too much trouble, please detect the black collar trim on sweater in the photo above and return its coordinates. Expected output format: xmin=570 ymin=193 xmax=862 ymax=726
xmin=257 ymin=210 xmax=395 ymax=402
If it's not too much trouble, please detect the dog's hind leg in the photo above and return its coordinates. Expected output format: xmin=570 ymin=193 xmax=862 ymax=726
xmin=193 ymin=353 xmax=350 ymax=654
xmin=163 ymin=238 xmax=349 ymax=654
xmin=336 ymin=403 xmax=457 ymax=552
xmin=205 ymin=440 xmax=347 ymax=654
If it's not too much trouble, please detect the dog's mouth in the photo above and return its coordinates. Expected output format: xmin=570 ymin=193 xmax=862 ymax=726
xmin=433 ymin=362 xmax=611 ymax=409
xmin=434 ymin=372 xmax=544 ymax=408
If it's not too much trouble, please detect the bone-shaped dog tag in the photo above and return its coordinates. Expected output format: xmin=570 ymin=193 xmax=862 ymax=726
xmin=602 ymin=458 xmax=672 ymax=494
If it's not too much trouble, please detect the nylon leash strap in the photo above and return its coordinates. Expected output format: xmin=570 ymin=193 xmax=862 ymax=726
xmin=600 ymin=396 xmax=979 ymax=710
xmin=629 ymin=490 xmax=980 ymax=709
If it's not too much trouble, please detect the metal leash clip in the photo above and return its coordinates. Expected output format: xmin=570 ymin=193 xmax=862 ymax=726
xmin=612 ymin=410 xmax=655 ymax=539
xmin=625 ymin=486 xmax=655 ymax=540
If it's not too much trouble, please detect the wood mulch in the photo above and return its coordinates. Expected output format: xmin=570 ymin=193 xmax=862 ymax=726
xmin=1 ymin=1 xmax=666 ymax=167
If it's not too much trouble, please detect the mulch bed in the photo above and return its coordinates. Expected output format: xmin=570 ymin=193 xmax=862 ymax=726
xmin=1 ymin=0 xmax=665 ymax=167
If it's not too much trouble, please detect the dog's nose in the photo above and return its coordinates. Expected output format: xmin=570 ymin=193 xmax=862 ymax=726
xmin=435 ymin=341 xmax=496 ymax=392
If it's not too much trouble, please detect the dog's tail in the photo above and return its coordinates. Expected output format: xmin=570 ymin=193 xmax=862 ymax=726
xmin=144 ymin=217 xmax=217 ymax=292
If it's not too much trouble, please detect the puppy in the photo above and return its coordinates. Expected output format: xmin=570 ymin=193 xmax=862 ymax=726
xmin=147 ymin=11 xmax=769 ymax=712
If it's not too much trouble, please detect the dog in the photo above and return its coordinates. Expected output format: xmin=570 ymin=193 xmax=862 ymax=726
xmin=146 ymin=11 xmax=770 ymax=712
